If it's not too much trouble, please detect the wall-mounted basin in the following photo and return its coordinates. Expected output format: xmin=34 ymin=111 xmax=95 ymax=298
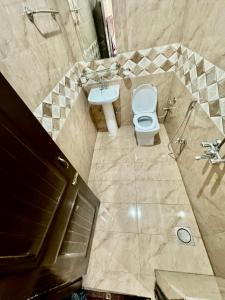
xmin=88 ymin=85 xmax=120 ymax=105
xmin=88 ymin=85 xmax=120 ymax=136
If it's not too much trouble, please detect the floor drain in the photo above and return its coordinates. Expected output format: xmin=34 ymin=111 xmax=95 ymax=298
xmin=175 ymin=227 xmax=195 ymax=246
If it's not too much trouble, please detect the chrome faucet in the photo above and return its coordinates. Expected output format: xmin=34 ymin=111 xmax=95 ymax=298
xmin=99 ymin=76 xmax=108 ymax=90
xmin=195 ymin=139 xmax=225 ymax=164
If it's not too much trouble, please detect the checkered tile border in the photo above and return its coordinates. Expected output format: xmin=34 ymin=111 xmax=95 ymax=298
xmin=33 ymin=66 xmax=81 ymax=140
xmin=33 ymin=43 xmax=225 ymax=140
xmin=176 ymin=45 xmax=225 ymax=134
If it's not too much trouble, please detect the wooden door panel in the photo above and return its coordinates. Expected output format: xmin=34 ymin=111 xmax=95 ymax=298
xmin=0 ymin=99 xmax=68 ymax=270
xmin=0 ymin=73 xmax=100 ymax=298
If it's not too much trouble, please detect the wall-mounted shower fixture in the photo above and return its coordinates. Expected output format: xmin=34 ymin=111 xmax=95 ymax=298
xmin=158 ymin=97 xmax=176 ymax=122
xmin=195 ymin=138 xmax=225 ymax=164
xmin=167 ymin=97 xmax=176 ymax=107
xmin=24 ymin=6 xmax=60 ymax=23
xmin=168 ymin=99 xmax=197 ymax=159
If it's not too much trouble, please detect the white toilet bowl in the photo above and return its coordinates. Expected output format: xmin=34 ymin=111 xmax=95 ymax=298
xmin=132 ymin=84 xmax=160 ymax=146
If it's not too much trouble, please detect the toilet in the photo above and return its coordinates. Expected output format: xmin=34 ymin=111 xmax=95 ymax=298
xmin=132 ymin=84 xmax=160 ymax=146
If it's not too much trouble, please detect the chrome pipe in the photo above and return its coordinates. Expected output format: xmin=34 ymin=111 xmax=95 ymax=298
xmin=25 ymin=6 xmax=59 ymax=22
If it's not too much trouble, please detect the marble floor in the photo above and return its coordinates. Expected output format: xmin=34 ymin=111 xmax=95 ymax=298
xmin=83 ymin=125 xmax=213 ymax=299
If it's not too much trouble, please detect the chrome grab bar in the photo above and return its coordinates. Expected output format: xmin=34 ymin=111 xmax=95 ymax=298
xmin=24 ymin=6 xmax=59 ymax=22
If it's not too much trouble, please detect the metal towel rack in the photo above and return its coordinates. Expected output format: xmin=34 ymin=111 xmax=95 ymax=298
xmin=24 ymin=6 xmax=59 ymax=22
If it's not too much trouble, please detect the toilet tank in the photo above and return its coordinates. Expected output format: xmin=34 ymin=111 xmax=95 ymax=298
xmin=132 ymin=84 xmax=157 ymax=114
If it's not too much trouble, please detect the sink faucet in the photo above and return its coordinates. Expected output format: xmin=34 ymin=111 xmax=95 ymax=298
xmin=99 ymin=76 xmax=107 ymax=90
xmin=195 ymin=139 xmax=225 ymax=164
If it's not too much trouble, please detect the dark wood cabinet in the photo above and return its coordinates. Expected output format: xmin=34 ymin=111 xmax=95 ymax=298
xmin=0 ymin=73 xmax=100 ymax=299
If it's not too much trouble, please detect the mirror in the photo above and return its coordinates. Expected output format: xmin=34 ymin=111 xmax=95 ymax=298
xmin=68 ymin=0 xmax=117 ymax=61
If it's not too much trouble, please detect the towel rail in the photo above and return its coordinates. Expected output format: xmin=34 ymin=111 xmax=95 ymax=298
xmin=24 ymin=6 xmax=59 ymax=22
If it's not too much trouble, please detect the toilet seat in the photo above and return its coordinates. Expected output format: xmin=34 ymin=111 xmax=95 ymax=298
xmin=133 ymin=113 xmax=157 ymax=131
xmin=131 ymin=84 xmax=160 ymax=146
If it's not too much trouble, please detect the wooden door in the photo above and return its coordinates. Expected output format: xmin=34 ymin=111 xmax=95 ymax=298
xmin=0 ymin=73 xmax=100 ymax=299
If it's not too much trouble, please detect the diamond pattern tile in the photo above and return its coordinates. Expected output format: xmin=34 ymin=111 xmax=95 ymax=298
xmin=175 ymin=44 xmax=225 ymax=135
xmin=33 ymin=43 xmax=225 ymax=141
xmin=33 ymin=68 xmax=80 ymax=140
xmin=130 ymin=51 xmax=144 ymax=63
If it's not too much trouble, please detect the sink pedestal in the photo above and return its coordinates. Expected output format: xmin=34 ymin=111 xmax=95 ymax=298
xmin=88 ymin=85 xmax=120 ymax=136
xmin=102 ymin=103 xmax=118 ymax=136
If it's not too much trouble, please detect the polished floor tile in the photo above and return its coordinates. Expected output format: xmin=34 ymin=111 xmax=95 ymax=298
xmin=135 ymin=161 xmax=182 ymax=180
xmin=100 ymin=134 xmax=136 ymax=149
xmin=135 ymin=179 xmax=189 ymax=204
xmin=139 ymin=234 xmax=213 ymax=275
xmin=96 ymin=203 xmax=139 ymax=233
xmin=138 ymin=273 xmax=156 ymax=298
xmin=92 ymin=148 xmax=134 ymax=164
xmin=137 ymin=203 xmax=201 ymax=236
xmin=83 ymin=271 xmax=142 ymax=297
xmin=95 ymin=163 xmax=135 ymax=181
xmin=86 ymin=125 xmax=212 ymax=297
xmin=87 ymin=230 xmax=140 ymax=274
xmin=116 ymin=125 xmax=135 ymax=136
xmin=89 ymin=180 xmax=136 ymax=203
xmin=134 ymin=143 xmax=171 ymax=162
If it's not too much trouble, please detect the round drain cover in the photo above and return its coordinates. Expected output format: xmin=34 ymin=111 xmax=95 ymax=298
xmin=177 ymin=228 xmax=191 ymax=244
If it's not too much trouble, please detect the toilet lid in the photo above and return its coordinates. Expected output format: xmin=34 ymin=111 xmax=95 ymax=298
xmin=132 ymin=84 xmax=157 ymax=114
xmin=134 ymin=114 xmax=156 ymax=131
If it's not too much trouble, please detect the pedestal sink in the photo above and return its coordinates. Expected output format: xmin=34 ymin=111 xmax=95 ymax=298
xmin=88 ymin=85 xmax=120 ymax=136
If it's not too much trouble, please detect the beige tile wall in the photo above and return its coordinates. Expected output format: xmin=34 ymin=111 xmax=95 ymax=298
xmin=0 ymin=0 xmax=82 ymax=112
xmin=112 ymin=0 xmax=185 ymax=53
xmin=181 ymin=0 xmax=225 ymax=71
xmin=56 ymin=89 xmax=97 ymax=182
xmin=165 ymin=74 xmax=225 ymax=277
xmin=113 ymin=0 xmax=225 ymax=73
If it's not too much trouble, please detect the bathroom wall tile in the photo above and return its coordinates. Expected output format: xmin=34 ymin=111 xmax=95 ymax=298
xmin=204 ymin=232 xmax=225 ymax=278
xmin=166 ymin=73 xmax=225 ymax=277
xmin=56 ymin=89 xmax=97 ymax=182
xmin=139 ymin=234 xmax=213 ymax=275
xmin=209 ymin=100 xmax=221 ymax=117
xmin=96 ymin=203 xmax=139 ymax=233
xmin=137 ymin=203 xmax=201 ymax=236
xmin=219 ymin=98 xmax=225 ymax=116
xmin=81 ymin=45 xmax=178 ymax=86
xmin=218 ymin=79 xmax=225 ymax=98
xmin=175 ymin=44 xmax=225 ymax=135
xmin=181 ymin=0 xmax=225 ymax=71
xmin=135 ymin=180 xmax=189 ymax=205
xmin=0 ymin=0 xmax=82 ymax=111
xmin=88 ymin=164 xmax=97 ymax=182
xmin=113 ymin=0 xmax=185 ymax=53
xmin=34 ymin=68 xmax=80 ymax=139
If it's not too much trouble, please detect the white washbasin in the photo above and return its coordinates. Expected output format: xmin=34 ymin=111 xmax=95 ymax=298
xmin=88 ymin=84 xmax=120 ymax=105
